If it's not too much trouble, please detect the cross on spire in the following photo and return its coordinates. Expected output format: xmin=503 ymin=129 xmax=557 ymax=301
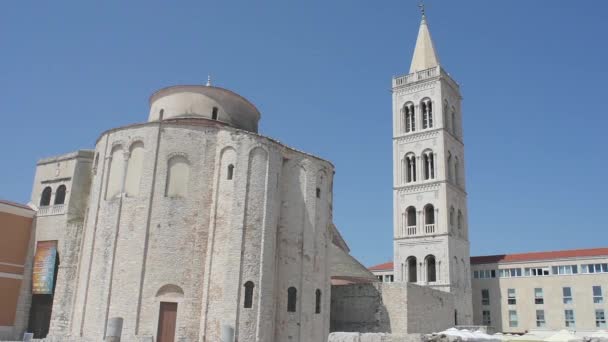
xmin=418 ymin=0 xmax=425 ymax=17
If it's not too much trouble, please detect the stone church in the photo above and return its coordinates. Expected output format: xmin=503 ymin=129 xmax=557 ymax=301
xmin=22 ymin=83 xmax=375 ymax=342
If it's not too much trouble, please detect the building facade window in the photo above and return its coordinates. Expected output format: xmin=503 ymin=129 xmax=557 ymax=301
xmin=426 ymin=255 xmax=436 ymax=282
xmin=552 ymin=265 xmax=578 ymax=275
xmin=454 ymin=157 xmax=460 ymax=186
xmin=525 ymin=267 xmax=550 ymax=276
xmin=563 ymin=287 xmax=573 ymax=304
xmin=405 ymin=154 xmax=417 ymax=183
xmin=508 ymin=288 xmax=516 ymax=305
xmin=509 ymin=310 xmax=518 ymax=327
xmin=54 ymin=185 xmax=67 ymax=205
xmin=565 ymin=309 xmax=575 ymax=328
xmin=423 ymin=151 xmax=435 ymax=180
xmin=407 ymin=256 xmax=417 ymax=283
xmin=421 ymin=99 xmax=433 ymax=129
xmin=243 ymin=281 xmax=254 ymax=309
xmin=474 ymin=270 xmax=496 ymax=279
xmin=481 ymin=289 xmax=490 ymax=306
xmin=403 ymin=103 xmax=415 ymax=133
xmin=227 ymin=164 xmax=234 ymax=180
xmin=315 ymin=289 xmax=322 ymax=314
xmin=40 ymin=186 xmax=52 ymax=206
xmin=499 ymin=268 xmax=522 ymax=278
xmin=596 ymin=309 xmax=607 ymax=328
xmin=536 ymin=310 xmax=546 ymax=327
xmin=424 ymin=204 xmax=435 ymax=232
xmin=212 ymin=106 xmax=219 ymax=120
xmin=447 ymin=152 xmax=452 ymax=182
xmin=581 ymin=263 xmax=608 ymax=273
xmin=287 ymin=287 xmax=297 ymax=312
xmin=534 ymin=288 xmax=544 ymax=304
xmin=406 ymin=206 xmax=416 ymax=231
xmin=449 ymin=206 xmax=455 ymax=232
xmin=593 ymin=286 xmax=604 ymax=304
xmin=482 ymin=310 xmax=491 ymax=326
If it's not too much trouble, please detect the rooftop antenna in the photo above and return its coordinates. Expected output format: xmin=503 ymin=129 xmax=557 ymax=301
xmin=206 ymin=74 xmax=212 ymax=86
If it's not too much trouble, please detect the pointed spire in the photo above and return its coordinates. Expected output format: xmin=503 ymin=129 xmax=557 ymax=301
xmin=409 ymin=6 xmax=440 ymax=73
xmin=206 ymin=75 xmax=212 ymax=86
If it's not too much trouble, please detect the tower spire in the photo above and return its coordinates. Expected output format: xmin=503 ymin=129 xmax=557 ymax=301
xmin=409 ymin=3 xmax=439 ymax=73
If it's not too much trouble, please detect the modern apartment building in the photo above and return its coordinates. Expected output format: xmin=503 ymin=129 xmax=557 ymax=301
xmin=471 ymin=248 xmax=608 ymax=333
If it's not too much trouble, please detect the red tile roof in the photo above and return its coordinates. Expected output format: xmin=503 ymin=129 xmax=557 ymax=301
xmin=0 ymin=199 xmax=33 ymax=211
xmin=470 ymin=247 xmax=608 ymax=265
xmin=368 ymin=247 xmax=608 ymax=271
xmin=368 ymin=261 xmax=394 ymax=271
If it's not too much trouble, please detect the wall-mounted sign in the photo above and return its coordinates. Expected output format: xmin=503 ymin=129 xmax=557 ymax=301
xmin=32 ymin=240 xmax=58 ymax=295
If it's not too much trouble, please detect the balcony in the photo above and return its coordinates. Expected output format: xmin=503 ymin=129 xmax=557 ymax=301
xmin=38 ymin=204 xmax=66 ymax=216
xmin=392 ymin=65 xmax=459 ymax=90
xmin=425 ymin=224 xmax=435 ymax=234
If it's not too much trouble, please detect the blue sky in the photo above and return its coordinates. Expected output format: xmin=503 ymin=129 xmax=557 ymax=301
xmin=1 ymin=1 xmax=607 ymax=267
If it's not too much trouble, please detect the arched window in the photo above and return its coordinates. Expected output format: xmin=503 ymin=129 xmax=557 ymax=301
xmin=424 ymin=204 xmax=435 ymax=225
xmin=454 ymin=157 xmax=460 ymax=185
xmin=449 ymin=206 xmax=455 ymax=232
xmin=407 ymin=256 xmax=417 ymax=283
xmin=243 ymin=281 xmax=254 ymax=309
xmin=405 ymin=154 xmax=416 ymax=183
xmin=403 ymin=103 xmax=415 ymax=133
xmin=451 ymin=107 xmax=457 ymax=136
xmin=447 ymin=152 xmax=452 ymax=182
xmin=165 ymin=156 xmax=190 ymax=198
xmin=106 ymin=145 xmax=125 ymax=199
xmin=423 ymin=151 xmax=435 ymax=180
xmin=406 ymin=206 xmax=416 ymax=227
xmin=212 ymin=107 xmax=219 ymax=120
xmin=125 ymin=142 xmax=144 ymax=197
xmin=227 ymin=164 xmax=234 ymax=180
xmin=40 ymin=187 xmax=52 ymax=207
xmin=424 ymin=204 xmax=435 ymax=234
xmin=287 ymin=287 xmax=297 ymax=312
xmin=421 ymin=99 xmax=433 ymax=129
xmin=426 ymin=255 xmax=436 ymax=282
xmin=54 ymin=185 xmax=66 ymax=205
xmin=457 ymin=210 xmax=464 ymax=233
xmin=315 ymin=289 xmax=322 ymax=314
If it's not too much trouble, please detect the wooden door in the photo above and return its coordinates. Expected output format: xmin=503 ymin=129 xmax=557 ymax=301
xmin=157 ymin=302 xmax=177 ymax=342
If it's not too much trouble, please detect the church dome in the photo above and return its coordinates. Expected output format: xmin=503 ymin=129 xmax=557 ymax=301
xmin=148 ymin=85 xmax=261 ymax=132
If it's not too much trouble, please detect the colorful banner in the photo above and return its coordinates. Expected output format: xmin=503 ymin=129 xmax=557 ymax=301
xmin=32 ymin=240 xmax=58 ymax=295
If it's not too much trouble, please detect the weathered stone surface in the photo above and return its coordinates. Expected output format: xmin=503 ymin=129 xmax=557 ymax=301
xmin=331 ymin=283 xmax=455 ymax=335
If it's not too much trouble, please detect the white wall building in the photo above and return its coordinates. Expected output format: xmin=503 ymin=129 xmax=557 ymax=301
xmin=22 ymin=84 xmax=371 ymax=342
xmin=471 ymin=248 xmax=608 ymax=334
xmin=391 ymin=13 xmax=473 ymax=325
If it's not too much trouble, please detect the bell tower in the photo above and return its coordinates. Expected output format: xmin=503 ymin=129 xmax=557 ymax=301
xmin=391 ymin=10 xmax=472 ymax=324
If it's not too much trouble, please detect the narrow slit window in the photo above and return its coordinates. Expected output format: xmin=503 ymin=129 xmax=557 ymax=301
xmin=287 ymin=287 xmax=297 ymax=312
xmin=227 ymin=164 xmax=234 ymax=180
xmin=316 ymin=187 xmax=321 ymax=198
xmin=244 ymin=281 xmax=254 ymax=308
xmin=212 ymin=107 xmax=219 ymax=120
xmin=315 ymin=289 xmax=322 ymax=314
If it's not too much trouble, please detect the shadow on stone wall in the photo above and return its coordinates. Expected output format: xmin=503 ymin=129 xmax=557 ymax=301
xmin=330 ymin=284 xmax=391 ymax=333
